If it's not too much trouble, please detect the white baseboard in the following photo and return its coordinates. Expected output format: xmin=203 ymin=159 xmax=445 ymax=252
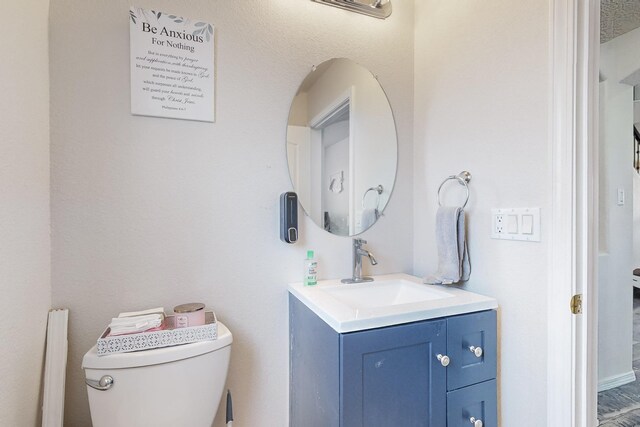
xmin=598 ymin=370 xmax=636 ymax=392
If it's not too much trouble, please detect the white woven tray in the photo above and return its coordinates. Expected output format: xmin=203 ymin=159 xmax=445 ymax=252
xmin=97 ymin=311 xmax=217 ymax=356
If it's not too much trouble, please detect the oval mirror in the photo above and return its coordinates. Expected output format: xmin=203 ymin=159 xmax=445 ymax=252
xmin=286 ymin=58 xmax=398 ymax=236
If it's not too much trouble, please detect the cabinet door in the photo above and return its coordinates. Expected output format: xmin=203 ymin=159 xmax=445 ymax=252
xmin=447 ymin=379 xmax=497 ymax=427
xmin=447 ymin=310 xmax=497 ymax=391
xmin=340 ymin=319 xmax=447 ymax=427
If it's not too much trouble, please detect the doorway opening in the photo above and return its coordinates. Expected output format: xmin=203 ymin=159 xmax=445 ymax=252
xmin=596 ymin=3 xmax=640 ymax=424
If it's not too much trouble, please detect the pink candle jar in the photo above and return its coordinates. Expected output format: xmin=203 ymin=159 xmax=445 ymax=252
xmin=173 ymin=303 xmax=206 ymax=328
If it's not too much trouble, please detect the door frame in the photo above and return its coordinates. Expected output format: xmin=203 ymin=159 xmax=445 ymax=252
xmin=548 ymin=0 xmax=599 ymax=425
xmin=309 ymin=87 xmax=356 ymax=234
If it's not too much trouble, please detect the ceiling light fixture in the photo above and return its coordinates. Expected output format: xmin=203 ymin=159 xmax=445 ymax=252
xmin=311 ymin=0 xmax=392 ymax=19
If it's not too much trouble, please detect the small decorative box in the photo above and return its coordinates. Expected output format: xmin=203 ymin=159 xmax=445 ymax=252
xmin=96 ymin=311 xmax=217 ymax=356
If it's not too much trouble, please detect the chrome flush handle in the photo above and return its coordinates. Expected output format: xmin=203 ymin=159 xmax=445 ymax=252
xmin=85 ymin=375 xmax=114 ymax=391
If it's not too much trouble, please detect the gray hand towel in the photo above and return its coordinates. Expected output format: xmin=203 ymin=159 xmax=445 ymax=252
xmin=424 ymin=206 xmax=470 ymax=285
xmin=360 ymin=208 xmax=379 ymax=231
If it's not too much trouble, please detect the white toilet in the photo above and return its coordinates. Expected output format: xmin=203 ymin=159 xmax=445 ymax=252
xmin=82 ymin=322 xmax=232 ymax=427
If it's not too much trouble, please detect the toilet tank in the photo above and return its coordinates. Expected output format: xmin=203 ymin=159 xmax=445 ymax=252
xmin=82 ymin=322 xmax=232 ymax=427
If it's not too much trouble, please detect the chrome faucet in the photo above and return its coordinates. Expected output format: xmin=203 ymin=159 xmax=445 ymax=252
xmin=342 ymin=238 xmax=378 ymax=284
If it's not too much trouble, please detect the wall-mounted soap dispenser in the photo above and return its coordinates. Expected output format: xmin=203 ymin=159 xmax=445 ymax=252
xmin=280 ymin=192 xmax=298 ymax=244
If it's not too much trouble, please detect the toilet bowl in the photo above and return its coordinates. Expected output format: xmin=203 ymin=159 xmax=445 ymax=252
xmin=82 ymin=321 xmax=232 ymax=427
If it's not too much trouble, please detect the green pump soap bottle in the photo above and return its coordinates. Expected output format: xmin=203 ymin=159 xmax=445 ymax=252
xmin=304 ymin=250 xmax=318 ymax=286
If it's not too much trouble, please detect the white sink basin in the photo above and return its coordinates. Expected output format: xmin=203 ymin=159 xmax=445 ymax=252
xmin=322 ymin=279 xmax=453 ymax=309
xmin=288 ymin=273 xmax=498 ymax=333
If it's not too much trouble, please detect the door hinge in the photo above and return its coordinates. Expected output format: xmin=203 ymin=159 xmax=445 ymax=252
xmin=570 ymin=294 xmax=583 ymax=314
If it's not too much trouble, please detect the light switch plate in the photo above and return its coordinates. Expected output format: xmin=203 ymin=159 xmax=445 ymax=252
xmin=491 ymin=208 xmax=541 ymax=242
xmin=618 ymin=188 xmax=625 ymax=206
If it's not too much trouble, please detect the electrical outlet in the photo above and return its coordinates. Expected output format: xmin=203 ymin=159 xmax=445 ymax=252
xmin=494 ymin=214 xmax=505 ymax=235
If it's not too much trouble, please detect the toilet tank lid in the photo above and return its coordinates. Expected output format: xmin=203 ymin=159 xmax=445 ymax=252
xmin=82 ymin=321 xmax=232 ymax=370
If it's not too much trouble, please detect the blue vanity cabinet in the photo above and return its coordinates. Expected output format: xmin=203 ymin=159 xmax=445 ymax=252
xmin=289 ymin=294 xmax=497 ymax=427
xmin=290 ymin=294 xmax=340 ymax=427
xmin=446 ymin=310 xmax=497 ymax=427
xmin=446 ymin=310 xmax=497 ymax=391
xmin=447 ymin=379 xmax=497 ymax=427
xmin=340 ymin=319 xmax=448 ymax=427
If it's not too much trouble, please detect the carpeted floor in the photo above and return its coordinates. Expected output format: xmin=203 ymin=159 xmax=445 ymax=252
xmin=598 ymin=297 xmax=640 ymax=426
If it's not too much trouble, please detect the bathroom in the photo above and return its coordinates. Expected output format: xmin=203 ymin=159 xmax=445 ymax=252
xmin=3 ymin=1 xmax=557 ymax=426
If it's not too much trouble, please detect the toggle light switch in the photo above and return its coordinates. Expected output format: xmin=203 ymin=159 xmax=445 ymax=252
xmin=522 ymin=215 xmax=534 ymax=235
xmin=618 ymin=188 xmax=625 ymax=206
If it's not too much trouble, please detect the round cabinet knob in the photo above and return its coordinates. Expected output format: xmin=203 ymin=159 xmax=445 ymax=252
xmin=470 ymin=416 xmax=483 ymax=427
xmin=436 ymin=354 xmax=450 ymax=367
xmin=469 ymin=346 xmax=483 ymax=358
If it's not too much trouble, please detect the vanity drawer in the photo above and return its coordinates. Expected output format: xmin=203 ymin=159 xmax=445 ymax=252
xmin=447 ymin=379 xmax=497 ymax=427
xmin=446 ymin=310 xmax=496 ymax=391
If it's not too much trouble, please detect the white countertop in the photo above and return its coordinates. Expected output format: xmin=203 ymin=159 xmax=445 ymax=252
xmin=288 ymin=273 xmax=498 ymax=333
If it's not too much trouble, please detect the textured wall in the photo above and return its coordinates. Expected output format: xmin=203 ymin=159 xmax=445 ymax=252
xmin=49 ymin=1 xmax=414 ymax=425
xmin=413 ymin=1 xmax=550 ymax=425
xmin=0 ymin=1 xmax=51 ymax=426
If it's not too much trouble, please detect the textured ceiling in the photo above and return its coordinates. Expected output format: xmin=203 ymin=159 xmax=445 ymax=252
xmin=601 ymin=0 xmax=640 ymax=43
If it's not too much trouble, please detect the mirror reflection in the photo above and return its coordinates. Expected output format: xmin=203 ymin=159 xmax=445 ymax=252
xmin=287 ymin=58 xmax=398 ymax=236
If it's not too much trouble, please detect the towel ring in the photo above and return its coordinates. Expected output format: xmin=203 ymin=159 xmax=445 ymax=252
xmin=437 ymin=171 xmax=471 ymax=208
xmin=362 ymin=185 xmax=383 ymax=209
